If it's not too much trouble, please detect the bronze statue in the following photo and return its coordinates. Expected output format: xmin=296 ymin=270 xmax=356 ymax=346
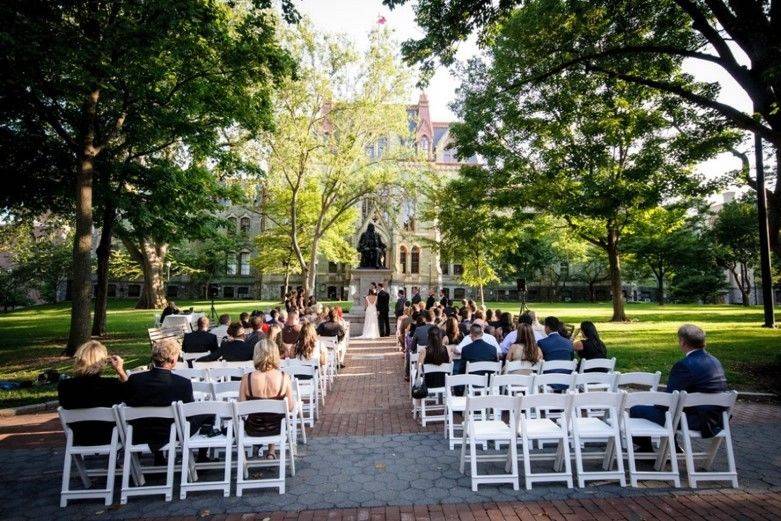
xmin=357 ymin=223 xmax=387 ymax=269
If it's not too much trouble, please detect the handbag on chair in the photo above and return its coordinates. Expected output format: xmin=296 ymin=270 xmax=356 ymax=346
xmin=411 ymin=376 xmax=428 ymax=399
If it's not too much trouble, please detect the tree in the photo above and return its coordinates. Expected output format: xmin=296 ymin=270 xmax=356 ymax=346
xmin=448 ymin=10 xmax=733 ymax=320
xmin=253 ymin=23 xmax=414 ymax=296
xmin=574 ymin=247 xmax=611 ymax=303
xmin=712 ymin=197 xmax=761 ymax=306
xmin=624 ymin=206 xmax=702 ymax=305
xmin=1 ymin=0 xmax=295 ymax=353
xmin=169 ymin=234 xmax=241 ymax=299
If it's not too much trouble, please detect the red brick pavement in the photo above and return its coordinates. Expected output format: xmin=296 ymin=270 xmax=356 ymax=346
xmin=138 ymin=490 xmax=781 ymax=520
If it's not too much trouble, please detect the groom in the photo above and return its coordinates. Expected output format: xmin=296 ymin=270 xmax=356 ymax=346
xmin=376 ymin=283 xmax=390 ymax=337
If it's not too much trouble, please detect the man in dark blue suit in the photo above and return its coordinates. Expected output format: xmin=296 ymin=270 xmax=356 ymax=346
xmin=458 ymin=324 xmax=498 ymax=375
xmin=631 ymin=324 xmax=728 ymax=450
xmin=537 ymin=316 xmax=574 ymax=362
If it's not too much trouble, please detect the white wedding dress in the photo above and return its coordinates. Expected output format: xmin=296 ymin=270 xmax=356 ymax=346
xmin=360 ymin=295 xmax=380 ymax=339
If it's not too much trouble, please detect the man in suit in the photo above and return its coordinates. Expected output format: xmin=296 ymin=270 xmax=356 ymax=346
xmin=159 ymin=300 xmax=179 ymax=325
xmin=376 ymin=283 xmax=391 ymax=337
xmin=537 ymin=316 xmax=574 ymax=363
xmin=631 ymin=324 xmax=728 ymax=450
xmin=458 ymin=324 xmax=498 ymax=375
xmin=394 ymin=289 xmax=409 ymax=318
xmin=197 ymin=322 xmax=253 ymax=362
xmin=411 ymin=288 xmax=422 ymax=305
xmin=439 ymin=289 xmax=448 ymax=307
xmin=125 ymin=338 xmax=202 ymax=464
xmin=425 ymin=288 xmax=436 ymax=310
xmin=182 ymin=316 xmax=218 ymax=354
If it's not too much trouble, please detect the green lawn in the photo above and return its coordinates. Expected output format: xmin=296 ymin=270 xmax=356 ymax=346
xmin=0 ymin=299 xmax=778 ymax=408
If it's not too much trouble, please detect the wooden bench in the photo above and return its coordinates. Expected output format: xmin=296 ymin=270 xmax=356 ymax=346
xmin=147 ymin=325 xmax=187 ymax=348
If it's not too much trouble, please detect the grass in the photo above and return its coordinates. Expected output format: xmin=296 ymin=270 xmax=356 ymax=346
xmin=0 ymin=299 xmax=778 ymax=408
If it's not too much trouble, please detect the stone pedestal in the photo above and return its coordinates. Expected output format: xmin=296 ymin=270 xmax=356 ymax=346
xmin=345 ymin=267 xmax=392 ymax=336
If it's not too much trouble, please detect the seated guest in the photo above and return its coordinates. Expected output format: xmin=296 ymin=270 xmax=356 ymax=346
xmin=471 ymin=310 xmax=487 ymax=328
xmin=495 ymin=312 xmax=513 ymax=339
xmin=58 ymin=341 xmax=128 ymax=445
xmin=239 ymin=312 xmax=251 ymax=329
xmin=239 ymin=339 xmax=294 ymax=459
xmin=573 ymin=320 xmax=608 ymax=370
xmin=182 ymin=316 xmax=218 ymax=354
xmin=197 ymin=322 xmax=253 ymax=361
xmin=538 ymin=316 xmax=574 ymax=363
xmin=210 ymin=314 xmax=231 ymax=345
xmin=159 ymin=300 xmax=179 ymax=324
xmin=443 ymin=316 xmax=463 ymax=346
xmin=281 ymin=311 xmax=302 ymax=350
xmin=412 ymin=310 xmax=435 ymax=349
xmin=316 ymin=309 xmax=346 ymax=342
xmin=266 ymin=309 xmax=280 ymax=328
xmin=458 ymin=307 xmax=472 ymax=337
xmin=267 ymin=324 xmax=286 ymax=359
xmin=443 ymin=299 xmax=456 ymax=317
xmin=417 ymin=327 xmax=450 ymax=389
xmin=244 ymin=316 xmax=267 ymax=348
xmin=500 ymin=311 xmax=547 ymax=357
xmin=457 ymin=324 xmax=498 ymax=375
xmin=125 ymin=338 xmax=200 ymax=463
xmin=529 ymin=310 xmax=546 ymax=338
xmin=631 ymin=324 xmax=728 ymax=451
xmin=506 ymin=323 xmax=543 ymax=374
xmin=293 ymin=322 xmax=326 ymax=374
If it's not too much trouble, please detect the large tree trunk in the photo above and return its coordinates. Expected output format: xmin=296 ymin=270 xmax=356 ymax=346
xmin=655 ymin=267 xmax=665 ymax=306
xmin=606 ymin=225 xmax=626 ymax=322
xmin=740 ymin=264 xmax=751 ymax=307
xmin=91 ymin=201 xmax=115 ymax=337
xmin=136 ymin=241 xmax=168 ymax=309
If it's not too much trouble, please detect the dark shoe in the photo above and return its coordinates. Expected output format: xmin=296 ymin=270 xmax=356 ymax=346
xmin=338 ymin=363 xmax=345 ymax=369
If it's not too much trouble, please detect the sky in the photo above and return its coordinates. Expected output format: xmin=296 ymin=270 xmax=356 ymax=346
xmin=295 ymin=0 xmax=755 ymax=190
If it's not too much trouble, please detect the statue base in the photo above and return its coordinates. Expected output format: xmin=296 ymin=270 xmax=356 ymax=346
xmin=345 ymin=267 xmax=393 ymax=336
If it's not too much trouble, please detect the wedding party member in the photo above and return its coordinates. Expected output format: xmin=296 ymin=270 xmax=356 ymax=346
xmin=506 ymin=323 xmax=543 ymax=374
xmin=360 ymin=288 xmax=381 ymax=339
xmin=58 ymin=341 xmax=128 ymax=445
xmin=439 ymin=289 xmax=448 ymax=307
xmin=197 ymin=322 xmax=253 ymax=362
xmin=395 ymin=289 xmax=409 ymax=318
xmin=182 ymin=316 xmax=218 ymax=354
xmin=538 ymin=316 xmax=574 ymax=363
xmin=425 ymin=288 xmax=437 ymax=310
xmin=210 ymin=314 xmax=231 ymax=345
xmin=411 ymin=288 xmax=422 ymax=305
xmin=159 ymin=300 xmax=179 ymax=324
xmin=573 ymin=320 xmax=608 ymax=369
xmin=377 ymin=283 xmax=391 ymax=337
xmin=630 ymin=324 xmax=728 ymax=451
xmin=239 ymin=339 xmax=294 ymax=459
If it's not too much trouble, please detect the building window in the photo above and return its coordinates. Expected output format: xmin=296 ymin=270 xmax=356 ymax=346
xmin=237 ymin=286 xmax=249 ymax=298
xmin=440 ymin=259 xmax=449 ymax=275
xmin=227 ymin=255 xmax=237 ymax=276
xmin=402 ymin=198 xmax=416 ymax=231
xmin=453 ymin=263 xmax=463 ymax=276
xmin=328 ymin=261 xmax=337 ymax=273
xmin=399 ymin=246 xmax=407 ymax=274
xmin=411 ymin=246 xmax=420 ymax=274
xmin=327 ymin=286 xmax=337 ymax=300
xmin=365 ymin=143 xmax=375 ymax=160
xmin=239 ymin=252 xmax=250 ymax=276
xmin=240 ymin=217 xmax=250 ymax=236
xmin=223 ymin=286 xmax=235 ymax=298
xmin=454 ymin=287 xmax=465 ymax=300
xmin=377 ymin=137 xmax=387 ymax=158
xmin=128 ymin=284 xmax=141 ymax=298
xmin=107 ymin=284 xmax=117 ymax=298
xmin=419 ymin=136 xmax=429 ymax=154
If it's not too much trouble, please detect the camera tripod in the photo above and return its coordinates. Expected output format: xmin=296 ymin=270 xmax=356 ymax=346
xmin=519 ymin=290 xmax=529 ymax=314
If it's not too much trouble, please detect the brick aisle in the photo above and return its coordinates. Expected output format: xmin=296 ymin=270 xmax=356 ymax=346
xmin=310 ymin=337 xmax=439 ymax=437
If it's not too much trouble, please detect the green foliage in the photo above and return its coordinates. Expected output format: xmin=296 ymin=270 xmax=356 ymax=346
xmin=107 ymin=250 xmax=143 ymax=281
xmin=711 ymin=197 xmax=760 ymax=272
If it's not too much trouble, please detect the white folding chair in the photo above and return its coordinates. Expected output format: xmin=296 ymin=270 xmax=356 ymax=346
xmin=222 ymin=361 xmax=253 ymax=371
xmin=288 ymin=378 xmax=307 ymax=445
xmin=173 ymin=368 xmax=208 ymax=382
xmin=674 ymin=390 xmax=739 ymax=488
xmin=58 ymin=407 xmax=120 ymax=507
xmin=516 ymin=393 xmax=574 ymax=489
xmin=568 ymin=391 xmax=627 ymax=487
xmin=419 ymin=363 xmax=453 ymax=426
xmin=621 ymin=391 xmax=681 ymax=487
xmin=116 ymin=404 xmax=180 ymax=504
xmin=458 ymin=395 xmax=519 ymax=491
xmin=574 ymin=372 xmax=616 ymax=393
xmin=409 ymin=351 xmax=420 ymax=416
xmin=176 ymin=401 xmax=234 ymax=499
xmin=445 ymin=374 xmax=489 ymax=450
xmin=283 ymin=362 xmax=318 ymax=427
xmin=211 ymin=380 xmax=240 ymax=402
xmin=578 ymin=357 xmax=616 ymax=373
xmin=503 ymin=360 xmax=540 ymax=375
xmin=466 ymin=361 xmax=503 ymax=376
xmin=208 ymin=367 xmax=245 ymax=383
xmin=180 ymin=351 xmax=205 ymax=365
xmin=541 ymin=360 xmax=578 ymax=373
xmin=192 ymin=360 xmax=225 ymax=370
xmin=318 ymin=336 xmax=339 ymax=386
xmin=613 ymin=371 xmax=661 ymax=392
xmin=232 ymin=400 xmax=293 ymax=495
xmin=490 ymin=374 xmax=535 ymax=397
xmin=191 ymin=381 xmax=213 ymax=401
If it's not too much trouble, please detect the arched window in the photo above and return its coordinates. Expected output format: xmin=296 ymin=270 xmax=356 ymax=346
xmin=226 ymin=255 xmax=237 ymax=276
xmin=239 ymin=252 xmax=250 ymax=276
xmin=399 ymin=246 xmax=407 ymax=274
xmin=419 ymin=136 xmax=430 ymax=154
xmin=239 ymin=217 xmax=250 ymax=236
xmin=411 ymin=246 xmax=420 ymax=274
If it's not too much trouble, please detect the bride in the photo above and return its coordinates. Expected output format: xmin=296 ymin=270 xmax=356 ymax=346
xmin=360 ymin=288 xmax=380 ymax=339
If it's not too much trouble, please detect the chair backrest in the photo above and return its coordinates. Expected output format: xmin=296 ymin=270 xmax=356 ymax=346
xmin=422 ymin=363 xmax=453 ymax=375
xmin=118 ymin=404 xmax=177 ymax=422
xmin=622 ymin=390 xmax=679 ymax=410
xmin=578 ymin=357 xmax=616 ymax=373
xmin=532 ymin=372 xmax=575 ymax=393
xmin=222 ymin=361 xmax=253 ymax=370
xmin=519 ymin=392 xmax=572 ymax=413
xmin=614 ymin=371 xmax=661 ymax=391
xmin=574 ymin=372 xmax=617 ymax=392
xmin=191 ymin=381 xmax=213 ymax=401
xmin=208 ymin=367 xmax=245 ymax=382
xmin=177 ymin=399 xmax=233 ymax=420
xmin=677 ymin=390 xmax=738 ymax=410
xmin=283 ymin=363 xmax=316 ymax=379
xmin=232 ymin=399 xmax=287 ymax=419
xmin=489 ymin=374 xmax=535 ymax=395
xmin=571 ymin=390 xmax=625 ymax=412
xmin=465 ymin=394 xmax=518 ymax=415
xmin=444 ymin=374 xmax=489 ymax=399
xmin=466 ymin=361 xmax=502 ymax=374
xmin=192 ymin=360 xmax=225 ymax=370
xmin=173 ymin=368 xmax=207 ymax=381
xmin=58 ymin=406 xmax=117 ymax=430
xmin=318 ymin=336 xmax=338 ymax=349
xmin=409 ymin=352 xmax=419 ymax=364
xmin=503 ymin=360 xmax=540 ymax=374
xmin=180 ymin=351 xmax=204 ymax=362
xmin=212 ymin=380 xmax=241 ymax=401
xmin=541 ymin=360 xmax=577 ymax=373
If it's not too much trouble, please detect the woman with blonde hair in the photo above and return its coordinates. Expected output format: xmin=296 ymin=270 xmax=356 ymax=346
xmin=57 ymin=340 xmax=128 ymax=445
xmin=239 ymin=339 xmax=294 ymax=459
xmin=266 ymin=323 xmax=286 ymax=359
xmin=506 ymin=323 xmax=543 ymax=374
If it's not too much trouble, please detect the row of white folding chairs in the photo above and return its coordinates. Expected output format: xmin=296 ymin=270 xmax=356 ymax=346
xmin=455 ymin=388 xmax=739 ymax=492
xmin=58 ymin=399 xmax=297 ymax=507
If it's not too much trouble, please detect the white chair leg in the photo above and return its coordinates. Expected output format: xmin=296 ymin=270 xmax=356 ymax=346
xmin=278 ymin=439 xmax=287 ymax=494
xmin=724 ymin=427 xmax=739 ymax=488
xmin=180 ymin=445 xmax=190 ymax=500
xmin=60 ymin=450 xmax=73 ymax=507
xmin=120 ymin=444 xmax=132 ymax=505
xmin=469 ymin=435 xmax=479 ymax=491
xmin=105 ymin=442 xmax=118 ymax=506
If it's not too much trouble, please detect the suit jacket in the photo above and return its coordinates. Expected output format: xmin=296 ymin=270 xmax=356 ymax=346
xmin=125 ymin=368 xmax=194 ymax=449
xmin=411 ymin=293 xmax=422 ymax=305
xmin=182 ymin=330 xmax=218 ymax=353
xmin=425 ymin=295 xmax=436 ymax=309
xmin=377 ymin=290 xmax=390 ymax=312
xmin=459 ymin=339 xmax=498 ymax=375
xmin=538 ymin=332 xmax=574 ymax=363
xmin=667 ymin=349 xmax=728 ymax=437
xmin=244 ymin=330 xmax=265 ymax=349
xmin=58 ymin=375 xmax=126 ymax=446
xmin=394 ymin=298 xmax=409 ymax=318
xmin=439 ymin=296 xmax=448 ymax=307
xmin=197 ymin=339 xmax=254 ymax=362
